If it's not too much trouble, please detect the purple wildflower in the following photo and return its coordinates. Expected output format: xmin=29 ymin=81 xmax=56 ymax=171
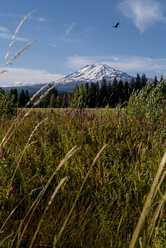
xmin=50 ymin=109 xmax=54 ymax=114
xmin=40 ymin=175 xmax=45 ymax=182
xmin=114 ymin=160 xmax=118 ymax=165
xmin=160 ymin=209 xmax=165 ymax=219
xmin=7 ymin=148 xmax=11 ymax=155
xmin=116 ymin=111 xmax=119 ymax=118
xmin=164 ymin=140 xmax=166 ymax=147
xmin=11 ymin=185 xmax=14 ymax=192
xmin=65 ymin=124 xmax=67 ymax=130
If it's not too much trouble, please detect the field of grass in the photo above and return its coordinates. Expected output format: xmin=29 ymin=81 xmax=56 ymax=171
xmin=21 ymin=107 xmax=116 ymax=116
xmin=0 ymin=106 xmax=166 ymax=247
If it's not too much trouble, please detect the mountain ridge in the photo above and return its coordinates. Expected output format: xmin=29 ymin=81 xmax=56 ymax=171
xmin=58 ymin=63 xmax=133 ymax=85
xmin=2 ymin=63 xmax=134 ymax=93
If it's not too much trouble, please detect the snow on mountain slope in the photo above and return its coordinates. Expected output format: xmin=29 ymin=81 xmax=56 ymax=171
xmin=58 ymin=63 xmax=133 ymax=84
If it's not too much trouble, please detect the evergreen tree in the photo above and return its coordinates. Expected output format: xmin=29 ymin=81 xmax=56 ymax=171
xmin=19 ymin=90 xmax=26 ymax=107
xmin=41 ymin=84 xmax=58 ymax=107
xmin=10 ymin=89 xmax=18 ymax=104
xmin=135 ymin=73 xmax=141 ymax=90
xmin=62 ymin=94 xmax=69 ymax=108
xmin=117 ymin=80 xmax=125 ymax=103
xmin=141 ymin=73 xmax=147 ymax=88
xmin=25 ymin=90 xmax=30 ymax=104
xmin=160 ymin=75 xmax=164 ymax=82
xmin=153 ymin=75 xmax=158 ymax=88
xmin=71 ymin=84 xmax=86 ymax=109
xmin=95 ymin=82 xmax=100 ymax=107
xmin=88 ymin=83 xmax=97 ymax=108
xmin=112 ymin=77 xmax=118 ymax=107
xmin=100 ymin=78 xmax=108 ymax=107
xmin=50 ymin=94 xmax=56 ymax=108
xmin=130 ymin=78 xmax=136 ymax=93
xmin=107 ymin=81 xmax=113 ymax=107
xmin=56 ymin=95 xmax=62 ymax=108
xmin=124 ymin=81 xmax=130 ymax=102
xmin=0 ymin=87 xmax=4 ymax=94
xmin=84 ymin=83 xmax=89 ymax=107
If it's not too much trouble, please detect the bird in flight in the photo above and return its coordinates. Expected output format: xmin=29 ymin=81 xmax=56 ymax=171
xmin=113 ymin=22 xmax=120 ymax=28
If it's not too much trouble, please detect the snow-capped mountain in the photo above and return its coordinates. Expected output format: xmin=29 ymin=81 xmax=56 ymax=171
xmin=60 ymin=63 xmax=133 ymax=83
xmin=56 ymin=63 xmax=133 ymax=91
xmin=2 ymin=64 xmax=134 ymax=93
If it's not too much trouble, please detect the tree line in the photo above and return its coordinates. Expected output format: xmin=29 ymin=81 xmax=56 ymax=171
xmin=71 ymin=74 xmax=162 ymax=108
xmin=0 ymin=73 xmax=163 ymax=108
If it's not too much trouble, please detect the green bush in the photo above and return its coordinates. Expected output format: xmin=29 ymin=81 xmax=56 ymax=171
xmin=123 ymin=81 xmax=166 ymax=122
xmin=0 ymin=91 xmax=18 ymax=118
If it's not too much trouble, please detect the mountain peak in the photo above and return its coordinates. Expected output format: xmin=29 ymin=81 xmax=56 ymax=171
xmin=59 ymin=63 xmax=133 ymax=85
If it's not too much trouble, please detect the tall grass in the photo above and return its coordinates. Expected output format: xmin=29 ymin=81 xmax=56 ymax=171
xmin=0 ymin=108 xmax=166 ymax=247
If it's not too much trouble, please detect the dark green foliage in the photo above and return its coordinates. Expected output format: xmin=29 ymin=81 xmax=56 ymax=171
xmin=19 ymin=89 xmax=26 ymax=107
xmin=124 ymin=80 xmax=166 ymax=121
xmin=10 ymin=88 xmax=18 ymax=104
xmin=40 ymin=84 xmax=58 ymax=108
xmin=25 ymin=90 xmax=30 ymax=104
xmin=50 ymin=93 xmax=56 ymax=107
xmin=0 ymin=91 xmax=17 ymax=118
xmin=153 ymin=75 xmax=158 ymax=88
xmin=71 ymin=83 xmax=86 ymax=109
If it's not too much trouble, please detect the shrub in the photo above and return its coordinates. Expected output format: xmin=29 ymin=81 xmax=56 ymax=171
xmin=124 ymin=81 xmax=166 ymax=122
xmin=0 ymin=91 xmax=18 ymax=118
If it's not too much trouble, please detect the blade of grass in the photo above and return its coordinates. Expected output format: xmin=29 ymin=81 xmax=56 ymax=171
xmin=53 ymin=144 xmax=108 ymax=247
xmin=147 ymin=191 xmax=166 ymax=244
xmin=29 ymin=177 xmax=68 ymax=248
xmin=0 ymin=233 xmax=14 ymax=246
xmin=129 ymin=151 xmax=166 ymax=248
xmin=13 ymin=146 xmax=79 ymax=248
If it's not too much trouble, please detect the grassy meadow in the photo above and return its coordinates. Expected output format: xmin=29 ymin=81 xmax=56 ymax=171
xmin=0 ymin=84 xmax=166 ymax=247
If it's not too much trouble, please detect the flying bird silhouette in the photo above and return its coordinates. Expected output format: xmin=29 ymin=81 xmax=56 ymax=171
xmin=113 ymin=22 xmax=120 ymax=28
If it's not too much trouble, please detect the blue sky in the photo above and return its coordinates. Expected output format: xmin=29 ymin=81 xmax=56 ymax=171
xmin=0 ymin=0 xmax=166 ymax=86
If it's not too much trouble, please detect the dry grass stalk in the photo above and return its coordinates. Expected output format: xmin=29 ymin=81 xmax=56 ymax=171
xmin=29 ymin=177 xmax=68 ymax=248
xmin=53 ymin=144 xmax=108 ymax=248
xmin=0 ymin=199 xmax=24 ymax=233
xmin=0 ymin=11 xmax=37 ymax=149
xmin=26 ymin=80 xmax=61 ymax=108
xmin=32 ymin=81 xmax=61 ymax=107
xmin=147 ymin=191 xmax=166 ymax=244
xmin=0 ymin=233 xmax=14 ymax=247
xmin=0 ymin=79 xmax=61 ymax=149
xmin=4 ymin=10 xmax=36 ymax=61
xmin=13 ymin=146 xmax=79 ymax=248
xmin=0 ymin=69 xmax=7 ymax=75
xmin=7 ymin=119 xmax=47 ymax=198
xmin=5 ymin=40 xmax=38 ymax=66
xmin=129 ymin=151 xmax=166 ymax=248
xmin=153 ymin=170 xmax=166 ymax=200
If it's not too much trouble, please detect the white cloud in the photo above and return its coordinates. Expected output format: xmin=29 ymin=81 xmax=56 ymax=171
xmin=0 ymin=31 xmax=29 ymax=42
xmin=119 ymin=0 xmax=166 ymax=32
xmin=0 ymin=26 xmax=9 ymax=32
xmin=0 ymin=67 xmax=65 ymax=87
xmin=50 ymin=44 xmax=58 ymax=48
xmin=65 ymin=22 xmax=76 ymax=35
xmin=37 ymin=17 xmax=47 ymax=22
xmin=67 ymin=55 xmax=166 ymax=76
